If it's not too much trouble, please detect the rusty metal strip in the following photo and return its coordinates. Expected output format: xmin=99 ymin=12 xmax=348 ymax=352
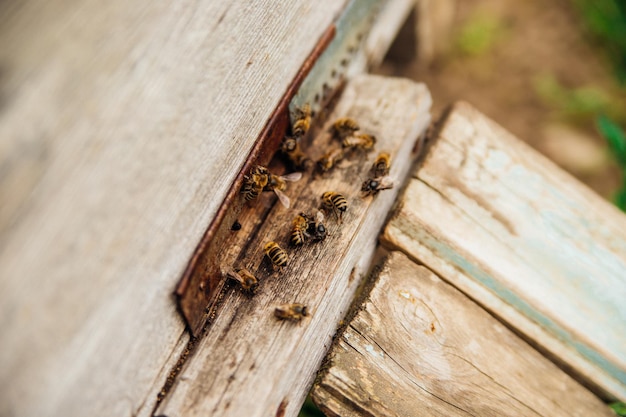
xmin=176 ymin=25 xmax=336 ymax=336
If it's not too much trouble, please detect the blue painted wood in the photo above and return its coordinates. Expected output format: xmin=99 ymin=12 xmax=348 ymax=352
xmin=384 ymin=101 xmax=626 ymax=400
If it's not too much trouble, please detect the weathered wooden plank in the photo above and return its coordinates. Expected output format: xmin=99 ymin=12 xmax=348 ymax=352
xmin=0 ymin=1 xmax=352 ymax=416
xmin=381 ymin=101 xmax=626 ymax=400
xmin=312 ymin=251 xmax=613 ymax=417
xmin=156 ymin=75 xmax=432 ymax=417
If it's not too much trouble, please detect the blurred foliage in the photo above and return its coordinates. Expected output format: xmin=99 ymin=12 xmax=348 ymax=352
xmin=298 ymin=396 xmax=325 ymax=417
xmin=572 ymin=0 xmax=626 ymax=84
xmin=533 ymin=74 xmax=626 ymax=125
xmin=455 ymin=12 xmax=507 ymax=56
xmin=610 ymin=401 xmax=626 ymax=416
xmin=597 ymin=115 xmax=626 ymax=210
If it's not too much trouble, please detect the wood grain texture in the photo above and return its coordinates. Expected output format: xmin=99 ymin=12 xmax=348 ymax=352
xmin=381 ymin=101 xmax=626 ymax=400
xmin=156 ymin=74 xmax=432 ymax=417
xmin=0 ymin=1 xmax=350 ymax=416
xmin=312 ymin=251 xmax=613 ymax=417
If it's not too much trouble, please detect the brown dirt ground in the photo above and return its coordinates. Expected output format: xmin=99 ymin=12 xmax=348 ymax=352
xmin=377 ymin=0 xmax=625 ymax=199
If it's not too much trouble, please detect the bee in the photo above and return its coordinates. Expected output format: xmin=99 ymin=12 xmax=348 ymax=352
xmin=291 ymin=213 xmax=311 ymax=246
xmin=264 ymin=171 xmax=303 ymax=208
xmin=292 ymin=104 xmax=311 ymax=138
xmin=241 ymin=165 xmax=270 ymax=202
xmin=264 ymin=241 xmax=288 ymax=269
xmin=342 ymin=133 xmax=376 ymax=151
xmin=224 ymin=267 xmax=258 ymax=293
xmin=274 ymin=303 xmax=309 ymax=321
xmin=372 ymin=152 xmax=391 ymax=177
xmin=361 ymin=176 xmax=394 ymax=197
xmin=317 ymin=147 xmax=344 ymax=173
xmin=281 ymin=137 xmax=309 ymax=169
xmin=307 ymin=210 xmax=327 ymax=241
xmin=329 ymin=117 xmax=359 ymax=139
xmin=322 ymin=191 xmax=348 ymax=223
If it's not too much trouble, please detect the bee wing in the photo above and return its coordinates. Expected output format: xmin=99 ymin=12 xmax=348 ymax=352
xmin=380 ymin=176 xmax=395 ymax=189
xmin=223 ymin=267 xmax=241 ymax=282
xmin=280 ymin=172 xmax=303 ymax=182
xmin=274 ymin=188 xmax=291 ymax=208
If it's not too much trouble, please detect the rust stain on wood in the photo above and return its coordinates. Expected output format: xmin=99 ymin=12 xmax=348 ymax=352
xmin=176 ymin=25 xmax=336 ymax=336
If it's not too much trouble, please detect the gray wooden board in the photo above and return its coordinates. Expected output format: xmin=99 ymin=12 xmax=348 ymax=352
xmin=0 ymin=1 xmax=352 ymax=416
xmin=156 ymin=74 xmax=432 ymax=417
xmin=382 ymin=101 xmax=626 ymax=400
xmin=312 ymin=251 xmax=614 ymax=417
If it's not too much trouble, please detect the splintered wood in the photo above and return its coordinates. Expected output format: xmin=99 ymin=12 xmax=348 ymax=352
xmin=381 ymin=102 xmax=626 ymax=400
xmin=155 ymin=74 xmax=431 ymax=417
xmin=312 ymin=252 xmax=614 ymax=417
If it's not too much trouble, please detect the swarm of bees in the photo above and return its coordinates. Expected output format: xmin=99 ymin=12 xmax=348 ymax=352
xmin=231 ymin=106 xmax=396 ymax=324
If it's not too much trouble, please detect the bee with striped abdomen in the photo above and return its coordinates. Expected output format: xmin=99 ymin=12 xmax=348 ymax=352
xmin=281 ymin=137 xmax=309 ymax=170
xmin=307 ymin=210 xmax=327 ymax=241
xmin=241 ymin=165 xmax=270 ymax=202
xmin=224 ymin=267 xmax=258 ymax=293
xmin=329 ymin=117 xmax=359 ymax=140
xmin=264 ymin=241 xmax=288 ymax=270
xmin=264 ymin=171 xmax=302 ymax=209
xmin=361 ymin=176 xmax=394 ymax=197
xmin=342 ymin=133 xmax=376 ymax=151
xmin=322 ymin=191 xmax=348 ymax=223
xmin=372 ymin=152 xmax=390 ymax=177
xmin=274 ymin=303 xmax=309 ymax=322
xmin=292 ymin=104 xmax=311 ymax=138
xmin=317 ymin=147 xmax=344 ymax=173
xmin=291 ymin=213 xmax=311 ymax=246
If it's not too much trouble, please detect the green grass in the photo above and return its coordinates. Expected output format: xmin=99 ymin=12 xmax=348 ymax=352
xmin=298 ymin=396 xmax=325 ymax=417
xmin=572 ymin=0 xmax=626 ymax=83
xmin=596 ymin=115 xmax=626 ymax=210
xmin=455 ymin=12 xmax=507 ymax=56
xmin=611 ymin=401 xmax=626 ymax=416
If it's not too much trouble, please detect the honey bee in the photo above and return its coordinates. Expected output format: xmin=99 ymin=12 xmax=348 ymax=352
xmin=264 ymin=171 xmax=303 ymax=208
xmin=317 ymin=147 xmax=344 ymax=173
xmin=361 ymin=176 xmax=394 ymax=196
xmin=274 ymin=303 xmax=309 ymax=321
xmin=307 ymin=210 xmax=327 ymax=241
xmin=291 ymin=213 xmax=310 ymax=246
xmin=241 ymin=165 xmax=270 ymax=202
xmin=342 ymin=133 xmax=376 ymax=151
xmin=322 ymin=191 xmax=348 ymax=223
xmin=329 ymin=117 xmax=359 ymax=139
xmin=281 ymin=137 xmax=309 ymax=169
xmin=292 ymin=104 xmax=311 ymax=138
xmin=224 ymin=267 xmax=258 ymax=293
xmin=372 ymin=152 xmax=391 ymax=177
xmin=264 ymin=241 xmax=288 ymax=269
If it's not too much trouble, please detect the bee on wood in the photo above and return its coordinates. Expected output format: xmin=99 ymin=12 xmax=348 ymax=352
xmin=292 ymin=104 xmax=311 ymax=138
xmin=342 ymin=133 xmax=376 ymax=151
xmin=281 ymin=137 xmax=309 ymax=169
xmin=274 ymin=303 xmax=309 ymax=321
xmin=322 ymin=191 xmax=348 ymax=223
xmin=264 ymin=241 xmax=288 ymax=269
xmin=329 ymin=117 xmax=359 ymax=139
xmin=264 ymin=171 xmax=303 ymax=209
xmin=241 ymin=165 xmax=270 ymax=202
xmin=291 ymin=213 xmax=311 ymax=246
xmin=317 ymin=147 xmax=344 ymax=173
xmin=361 ymin=176 xmax=394 ymax=197
xmin=372 ymin=152 xmax=390 ymax=177
xmin=307 ymin=210 xmax=327 ymax=241
xmin=224 ymin=267 xmax=258 ymax=293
